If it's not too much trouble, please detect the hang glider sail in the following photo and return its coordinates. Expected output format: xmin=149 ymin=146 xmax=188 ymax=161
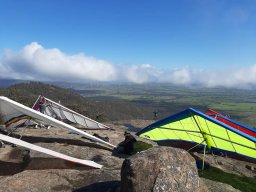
xmin=205 ymin=109 xmax=256 ymax=137
xmin=0 ymin=96 xmax=116 ymax=149
xmin=0 ymin=133 xmax=102 ymax=168
xmin=4 ymin=114 xmax=30 ymax=129
xmin=137 ymin=108 xmax=256 ymax=162
xmin=32 ymin=95 xmax=110 ymax=129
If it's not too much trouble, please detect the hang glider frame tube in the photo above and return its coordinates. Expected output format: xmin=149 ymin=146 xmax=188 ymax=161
xmin=206 ymin=109 xmax=256 ymax=137
xmin=0 ymin=133 xmax=102 ymax=168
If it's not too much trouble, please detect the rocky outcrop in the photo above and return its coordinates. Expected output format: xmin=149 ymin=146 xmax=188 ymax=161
xmin=0 ymin=121 xmax=254 ymax=192
xmin=0 ymin=169 xmax=121 ymax=192
xmin=0 ymin=126 xmax=124 ymax=192
xmin=120 ymin=146 xmax=208 ymax=192
xmin=201 ymin=178 xmax=241 ymax=192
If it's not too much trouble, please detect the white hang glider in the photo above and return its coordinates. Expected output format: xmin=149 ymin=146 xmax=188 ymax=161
xmin=32 ymin=95 xmax=110 ymax=129
xmin=0 ymin=96 xmax=115 ymax=148
xmin=0 ymin=96 xmax=116 ymax=168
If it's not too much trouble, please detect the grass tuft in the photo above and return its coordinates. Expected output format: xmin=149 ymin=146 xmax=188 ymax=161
xmin=133 ymin=141 xmax=153 ymax=153
xmin=200 ymin=166 xmax=256 ymax=192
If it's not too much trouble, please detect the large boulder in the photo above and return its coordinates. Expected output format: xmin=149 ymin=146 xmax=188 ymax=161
xmin=120 ymin=146 xmax=207 ymax=192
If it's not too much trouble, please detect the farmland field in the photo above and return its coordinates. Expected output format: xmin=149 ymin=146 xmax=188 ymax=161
xmin=66 ymin=83 xmax=256 ymax=128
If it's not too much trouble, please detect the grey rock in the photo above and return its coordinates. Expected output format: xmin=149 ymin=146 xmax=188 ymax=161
xmin=202 ymin=178 xmax=241 ymax=192
xmin=120 ymin=146 xmax=208 ymax=192
xmin=0 ymin=125 xmax=125 ymax=192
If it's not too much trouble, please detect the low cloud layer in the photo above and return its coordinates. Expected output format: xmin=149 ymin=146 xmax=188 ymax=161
xmin=1 ymin=42 xmax=116 ymax=82
xmin=1 ymin=42 xmax=256 ymax=89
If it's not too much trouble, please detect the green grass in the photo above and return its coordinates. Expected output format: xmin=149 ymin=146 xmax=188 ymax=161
xmin=209 ymin=102 xmax=256 ymax=112
xmin=200 ymin=166 xmax=256 ymax=192
xmin=133 ymin=141 xmax=153 ymax=153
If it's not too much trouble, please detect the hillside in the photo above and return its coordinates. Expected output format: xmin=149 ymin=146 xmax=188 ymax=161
xmin=0 ymin=82 xmax=156 ymax=121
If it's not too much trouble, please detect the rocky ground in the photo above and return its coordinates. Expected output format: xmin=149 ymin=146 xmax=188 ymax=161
xmin=0 ymin=120 xmax=255 ymax=192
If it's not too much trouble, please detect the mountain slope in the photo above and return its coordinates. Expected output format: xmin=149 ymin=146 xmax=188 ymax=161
xmin=0 ymin=82 xmax=155 ymax=121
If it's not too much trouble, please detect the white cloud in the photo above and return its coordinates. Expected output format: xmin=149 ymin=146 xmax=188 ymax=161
xmin=1 ymin=42 xmax=256 ymax=89
xmin=0 ymin=42 xmax=117 ymax=82
xmin=158 ymin=67 xmax=192 ymax=85
xmin=123 ymin=64 xmax=160 ymax=83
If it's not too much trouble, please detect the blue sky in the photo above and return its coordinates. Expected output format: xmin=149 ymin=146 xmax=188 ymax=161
xmin=0 ymin=0 xmax=256 ymax=88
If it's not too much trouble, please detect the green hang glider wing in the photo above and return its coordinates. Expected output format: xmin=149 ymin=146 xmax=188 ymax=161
xmin=136 ymin=108 xmax=256 ymax=161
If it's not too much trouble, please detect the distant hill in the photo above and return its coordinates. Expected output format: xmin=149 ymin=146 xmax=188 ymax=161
xmin=0 ymin=78 xmax=29 ymax=88
xmin=0 ymin=82 xmax=156 ymax=121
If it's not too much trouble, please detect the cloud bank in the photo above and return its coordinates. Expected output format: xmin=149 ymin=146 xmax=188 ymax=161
xmin=1 ymin=42 xmax=117 ymax=82
xmin=1 ymin=42 xmax=256 ymax=89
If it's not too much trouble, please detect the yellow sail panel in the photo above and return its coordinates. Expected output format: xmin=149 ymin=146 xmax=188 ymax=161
xmin=228 ymin=131 xmax=255 ymax=148
xmin=179 ymin=116 xmax=198 ymax=132
xmin=232 ymin=144 xmax=255 ymax=159
xmin=192 ymin=114 xmax=256 ymax=159
xmin=195 ymin=115 xmax=234 ymax=148
xmin=139 ymin=114 xmax=205 ymax=144
xmin=174 ymin=131 xmax=191 ymax=141
xmin=162 ymin=116 xmax=205 ymax=143
xmin=140 ymin=128 xmax=179 ymax=141
xmin=210 ymin=138 xmax=236 ymax=152
xmin=227 ymin=131 xmax=256 ymax=159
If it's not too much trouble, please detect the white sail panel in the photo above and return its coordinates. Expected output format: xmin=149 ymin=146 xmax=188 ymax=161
xmin=52 ymin=107 xmax=63 ymax=118
xmin=73 ymin=115 xmax=88 ymax=127
xmin=62 ymin=110 xmax=77 ymax=122
xmin=33 ymin=96 xmax=110 ymax=129
xmin=0 ymin=101 xmax=29 ymax=129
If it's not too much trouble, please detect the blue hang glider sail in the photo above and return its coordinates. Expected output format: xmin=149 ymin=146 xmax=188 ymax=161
xmin=137 ymin=108 xmax=256 ymax=163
